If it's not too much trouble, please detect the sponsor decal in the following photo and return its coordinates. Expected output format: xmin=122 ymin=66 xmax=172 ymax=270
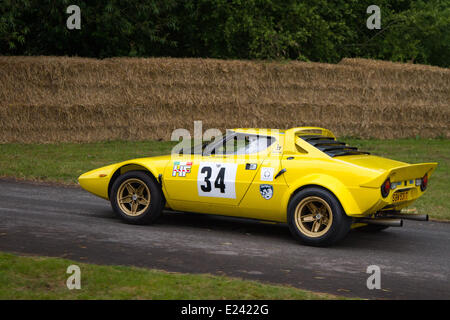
xmin=260 ymin=184 xmax=273 ymax=200
xmin=273 ymin=144 xmax=283 ymax=153
xmin=245 ymin=163 xmax=257 ymax=170
xmin=172 ymin=161 xmax=192 ymax=177
xmin=260 ymin=167 xmax=274 ymax=181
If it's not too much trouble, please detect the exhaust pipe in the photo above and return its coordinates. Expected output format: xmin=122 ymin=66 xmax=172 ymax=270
xmin=358 ymin=218 xmax=403 ymax=227
xmin=383 ymin=213 xmax=428 ymax=222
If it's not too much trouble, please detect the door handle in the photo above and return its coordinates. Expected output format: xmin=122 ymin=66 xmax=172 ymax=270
xmin=274 ymin=168 xmax=286 ymax=179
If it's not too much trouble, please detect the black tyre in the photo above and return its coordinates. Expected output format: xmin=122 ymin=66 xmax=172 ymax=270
xmin=287 ymin=187 xmax=352 ymax=246
xmin=110 ymin=171 xmax=164 ymax=225
xmin=356 ymin=225 xmax=389 ymax=232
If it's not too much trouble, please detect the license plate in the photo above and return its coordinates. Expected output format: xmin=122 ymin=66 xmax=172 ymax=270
xmin=392 ymin=191 xmax=408 ymax=202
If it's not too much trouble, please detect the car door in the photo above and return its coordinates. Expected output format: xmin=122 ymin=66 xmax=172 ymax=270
xmin=237 ymin=149 xmax=288 ymax=221
xmin=163 ymin=132 xmax=275 ymax=207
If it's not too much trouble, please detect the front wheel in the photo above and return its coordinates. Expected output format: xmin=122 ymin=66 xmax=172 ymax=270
xmin=287 ymin=187 xmax=352 ymax=246
xmin=110 ymin=171 xmax=164 ymax=225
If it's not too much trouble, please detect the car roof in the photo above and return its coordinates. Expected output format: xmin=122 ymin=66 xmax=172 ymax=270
xmin=230 ymin=128 xmax=285 ymax=135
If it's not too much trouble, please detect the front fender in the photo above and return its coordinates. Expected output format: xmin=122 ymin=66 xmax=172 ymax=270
xmin=115 ymin=159 xmax=162 ymax=181
xmin=78 ymin=158 xmax=165 ymax=200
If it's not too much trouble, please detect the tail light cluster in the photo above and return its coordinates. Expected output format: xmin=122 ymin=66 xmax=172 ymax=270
xmin=382 ymin=173 xmax=429 ymax=198
xmin=421 ymin=173 xmax=428 ymax=191
xmin=381 ymin=178 xmax=391 ymax=198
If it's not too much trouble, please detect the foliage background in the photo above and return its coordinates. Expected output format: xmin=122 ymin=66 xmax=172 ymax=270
xmin=0 ymin=0 xmax=449 ymax=67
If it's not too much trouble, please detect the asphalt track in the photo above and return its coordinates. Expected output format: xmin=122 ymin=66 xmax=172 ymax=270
xmin=0 ymin=179 xmax=449 ymax=299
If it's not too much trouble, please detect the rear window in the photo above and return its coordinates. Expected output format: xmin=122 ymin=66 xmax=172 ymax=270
xmin=299 ymin=135 xmax=369 ymax=157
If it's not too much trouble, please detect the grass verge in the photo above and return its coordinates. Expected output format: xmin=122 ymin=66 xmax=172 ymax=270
xmin=0 ymin=138 xmax=448 ymax=220
xmin=0 ymin=140 xmax=176 ymax=184
xmin=0 ymin=252 xmax=342 ymax=299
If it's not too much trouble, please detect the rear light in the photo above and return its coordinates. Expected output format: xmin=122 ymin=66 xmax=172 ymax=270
xmin=381 ymin=178 xmax=391 ymax=198
xmin=421 ymin=173 xmax=428 ymax=191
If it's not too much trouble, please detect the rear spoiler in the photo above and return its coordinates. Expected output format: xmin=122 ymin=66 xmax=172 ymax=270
xmin=360 ymin=163 xmax=438 ymax=188
xmin=284 ymin=127 xmax=336 ymax=154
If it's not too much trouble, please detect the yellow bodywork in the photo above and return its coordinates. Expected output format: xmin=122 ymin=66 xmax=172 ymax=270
xmin=78 ymin=127 xmax=437 ymax=223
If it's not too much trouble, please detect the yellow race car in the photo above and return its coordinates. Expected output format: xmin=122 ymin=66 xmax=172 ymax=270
xmin=79 ymin=127 xmax=437 ymax=246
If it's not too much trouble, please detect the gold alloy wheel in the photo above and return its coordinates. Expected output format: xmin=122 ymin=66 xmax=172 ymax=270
xmin=116 ymin=178 xmax=151 ymax=216
xmin=294 ymin=196 xmax=333 ymax=238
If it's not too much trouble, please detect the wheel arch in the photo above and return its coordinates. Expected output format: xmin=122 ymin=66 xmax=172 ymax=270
xmin=287 ymin=184 xmax=345 ymax=212
xmin=107 ymin=163 xmax=160 ymax=199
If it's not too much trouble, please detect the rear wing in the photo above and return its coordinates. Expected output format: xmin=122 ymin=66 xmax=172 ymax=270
xmin=283 ymin=127 xmax=336 ymax=154
xmin=291 ymin=127 xmax=336 ymax=139
xmin=361 ymin=163 xmax=438 ymax=188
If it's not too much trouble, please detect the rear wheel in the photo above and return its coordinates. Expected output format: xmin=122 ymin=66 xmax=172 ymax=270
xmin=111 ymin=171 xmax=164 ymax=224
xmin=287 ymin=187 xmax=351 ymax=246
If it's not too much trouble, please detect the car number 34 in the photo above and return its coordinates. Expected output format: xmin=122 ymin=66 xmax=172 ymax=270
xmin=197 ymin=162 xmax=237 ymax=199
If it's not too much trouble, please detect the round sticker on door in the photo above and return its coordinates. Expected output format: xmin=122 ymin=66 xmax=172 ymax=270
xmin=260 ymin=167 xmax=274 ymax=181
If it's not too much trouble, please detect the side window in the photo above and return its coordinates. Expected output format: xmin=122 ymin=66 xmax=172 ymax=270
xmin=236 ymin=135 xmax=275 ymax=154
xmin=210 ymin=134 xmax=275 ymax=155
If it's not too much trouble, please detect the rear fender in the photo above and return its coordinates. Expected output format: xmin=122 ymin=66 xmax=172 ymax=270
xmin=282 ymin=174 xmax=364 ymax=217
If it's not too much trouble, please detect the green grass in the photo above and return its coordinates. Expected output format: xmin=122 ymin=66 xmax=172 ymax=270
xmin=0 ymin=252 xmax=342 ymax=300
xmin=0 ymin=138 xmax=448 ymax=220
xmin=0 ymin=140 xmax=177 ymax=184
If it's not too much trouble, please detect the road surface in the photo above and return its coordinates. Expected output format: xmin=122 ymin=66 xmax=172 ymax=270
xmin=0 ymin=179 xmax=449 ymax=299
